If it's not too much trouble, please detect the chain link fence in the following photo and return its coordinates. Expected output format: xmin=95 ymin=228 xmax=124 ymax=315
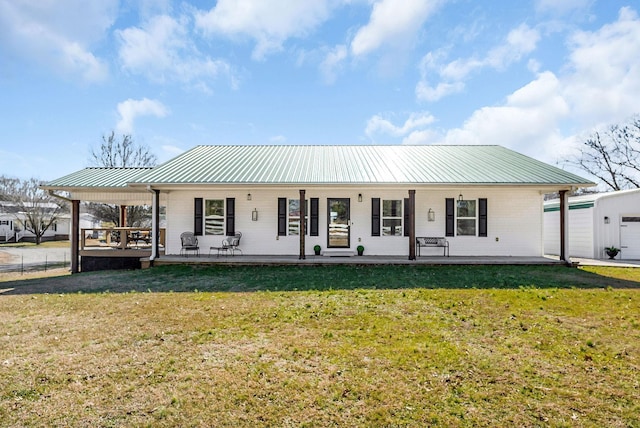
xmin=0 ymin=247 xmax=71 ymax=275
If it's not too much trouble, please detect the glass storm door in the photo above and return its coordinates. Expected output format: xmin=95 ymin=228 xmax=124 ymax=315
xmin=328 ymin=198 xmax=350 ymax=248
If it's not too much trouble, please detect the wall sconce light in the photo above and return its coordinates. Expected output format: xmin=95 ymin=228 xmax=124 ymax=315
xmin=458 ymin=193 xmax=464 ymax=202
xmin=358 ymin=193 xmax=363 ymax=202
xmin=428 ymin=208 xmax=435 ymax=222
xmin=247 ymin=193 xmax=252 ymax=201
xmin=252 ymin=208 xmax=258 ymax=221
xmin=604 ymin=216 xmax=610 ymax=224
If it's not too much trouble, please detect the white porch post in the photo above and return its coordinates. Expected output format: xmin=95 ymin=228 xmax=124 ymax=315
xmin=150 ymin=189 xmax=160 ymax=262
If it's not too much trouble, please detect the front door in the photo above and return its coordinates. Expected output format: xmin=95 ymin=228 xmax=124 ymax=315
xmin=328 ymin=198 xmax=350 ymax=248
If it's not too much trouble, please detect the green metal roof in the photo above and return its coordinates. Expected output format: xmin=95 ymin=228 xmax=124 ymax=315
xmin=127 ymin=145 xmax=593 ymax=186
xmin=42 ymin=167 xmax=153 ymax=189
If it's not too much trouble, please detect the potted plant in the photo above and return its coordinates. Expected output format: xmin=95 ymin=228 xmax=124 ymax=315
xmin=605 ymin=246 xmax=619 ymax=259
xmin=357 ymin=245 xmax=364 ymax=256
xmin=313 ymin=244 xmax=321 ymax=256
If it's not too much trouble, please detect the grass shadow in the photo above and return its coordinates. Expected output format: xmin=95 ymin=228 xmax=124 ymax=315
xmin=1 ymin=264 xmax=639 ymax=295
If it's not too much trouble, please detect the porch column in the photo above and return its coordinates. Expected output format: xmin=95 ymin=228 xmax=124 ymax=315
xmin=299 ymin=189 xmax=306 ymax=260
xmin=71 ymin=199 xmax=80 ymax=274
xmin=408 ymin=190 xmax=416 ymax=260
xmin=151 ymin=189 xmax=160 ymax=262
xmin=559 ymin=190 xmax=569 ymax=264
xmin=119 ymin=205 xmax=127 ymax=227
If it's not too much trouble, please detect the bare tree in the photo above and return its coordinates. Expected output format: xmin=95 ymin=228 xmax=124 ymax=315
xmin=1 ymin=176 xmax=68 ymax=244
xmin=90 ymin=131 xmax=157 ymax=168
xmin=0 ymin=176 xmax=20 ymax=200
xmin=87 ymin=132 xmax=157 ymax=226
xmin=569 ymin=115 xmax=640 ymax=190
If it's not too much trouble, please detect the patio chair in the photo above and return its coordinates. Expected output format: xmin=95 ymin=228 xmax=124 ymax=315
xmin=209 ymin=232 xmax=242 ymax=257
xmin=180 ymin=231 xmax=200 ymax=257
xmin=229 ymin=232 xmax=243 ymax=256
xmin=209 ymin=237 xmax=231 ymax=257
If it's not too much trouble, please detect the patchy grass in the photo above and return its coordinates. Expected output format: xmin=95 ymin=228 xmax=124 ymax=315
xmin=0 ymin=265 xmax=639 ymax=426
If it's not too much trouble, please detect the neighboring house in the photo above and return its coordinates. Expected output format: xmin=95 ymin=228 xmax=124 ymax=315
xmin=43 ymin=145 xmax=593 ymax=266
xmin=544 ymin=188 xmax=640 ymax=260
xmin=0 ymin=201 xmax=70 ymax=243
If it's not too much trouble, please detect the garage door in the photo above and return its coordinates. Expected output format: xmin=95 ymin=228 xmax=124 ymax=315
xmin=620 ymin=216 xmax=640 ymax=259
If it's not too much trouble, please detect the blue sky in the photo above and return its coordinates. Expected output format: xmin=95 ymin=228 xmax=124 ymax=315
xmin=1 ymin=0 xmax=639 ymax=182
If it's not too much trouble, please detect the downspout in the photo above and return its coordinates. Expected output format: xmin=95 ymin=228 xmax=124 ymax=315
xmin=299 ymin=189 xmax=306 ymax=260
xmin=146 ymin=186 xmax=159 ymax=262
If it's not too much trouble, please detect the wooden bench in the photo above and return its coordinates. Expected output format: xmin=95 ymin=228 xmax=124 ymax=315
xmin=416 ymin=237 xmax=449 ymax=257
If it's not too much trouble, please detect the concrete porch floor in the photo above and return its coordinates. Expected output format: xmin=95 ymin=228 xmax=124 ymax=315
xmin=146 ymin=253 xmax=640 ymax=268
xmin=151 ymin=254 xmax=569 ymax=267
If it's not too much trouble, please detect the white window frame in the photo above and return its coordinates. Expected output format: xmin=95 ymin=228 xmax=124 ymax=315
xmin=288 ymin=199 xmax=308 ymax=236
xmin=456 ymin=199 xmax=477 ymax=236
xmin=204 ymin=199 xmax=225 ymax=235
xmin=382 ymin=199 xmax=403 ymax=236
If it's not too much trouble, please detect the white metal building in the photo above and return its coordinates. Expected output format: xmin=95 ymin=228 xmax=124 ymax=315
xmin=544 ymin=188 xmax=640 ymax=260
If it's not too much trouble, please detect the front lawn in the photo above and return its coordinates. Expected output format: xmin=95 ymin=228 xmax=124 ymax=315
xmin=0 ymin=265 xmax=638 ymax=426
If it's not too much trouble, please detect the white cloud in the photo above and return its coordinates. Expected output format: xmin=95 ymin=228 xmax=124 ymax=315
xmin=0 ymin=0 xmax=114 ymax=82
xmin=161 ymin=145 xmax=185 ymax=158
xmin=117 ymin=15 xmax=233 ymax=91
xmin=419 ymin=6 xmax=640 ymax=168
xmin=195 ymin=0 xmax=334 ymax=60
xmin=416 ymin=81 xmax=465 ymax=102
xmin=320 ymin=44 xmax=348 ymax=84
xmin=269 ymin=135 xmax=287 ymax=144
xmin=442 ymin=72 xmax=570 ymax=161
xmin=366 ymin=112 xmax=436 ymax=141
xmin=486 ymin=24 xmax=541 ymax=69
xmin=351 ymin=0 xmax=442 ymax=57
xmin=116 ymin=98 xmax=169 ymax=134
xmin=417 ymin=23 xmax=540 ymax=101
xmin=562 ymin=6 xmax=640 ymax=127
xmin=535 ymin=0 xmax=592 ymax=16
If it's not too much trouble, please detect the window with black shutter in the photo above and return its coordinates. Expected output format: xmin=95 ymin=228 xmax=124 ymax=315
xmin=479 ymin=198 xmax=487 ymax=237
xmin=277 ymin=198 xmax=287 ymax=236
xmin=445 ymin=198 xmax=454 ymax=237
xmin=371 ymin=198 xmax=380 ymax=236
xmin=310 ymin=198 xmax=319 ymax=236
xmin=194 ymin=198 xmax=203 ymax=236
xmin=226 ymin=198 xmax=235 ymax=236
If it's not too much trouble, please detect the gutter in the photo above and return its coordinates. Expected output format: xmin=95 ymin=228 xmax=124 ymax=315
xmin=47 ymin=190 xmax=74 ymax=203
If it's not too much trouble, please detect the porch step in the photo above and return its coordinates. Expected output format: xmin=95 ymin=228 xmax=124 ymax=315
xmin=321 ymin=249 xmax=355 ymax=257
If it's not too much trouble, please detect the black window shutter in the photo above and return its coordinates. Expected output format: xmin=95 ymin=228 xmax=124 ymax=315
xmin=194 ymin=198 xmax=203 ymax=236
xmin=310 ymin=198 xmax=319 ymax=236
xmin=404 ymin=198 xmax=410 ymax=236
xmin=226 ymin=198 xmax=235 ymax=236
xmin=445 ymin=198 xmax=454 ymax=237
xmin=278 ymin=198 xmax=287 ymax=236
xmin=479 ymin=198 xmax=487 ymax=237
xmin=371 ymin=198 xmax=380 ymax=236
